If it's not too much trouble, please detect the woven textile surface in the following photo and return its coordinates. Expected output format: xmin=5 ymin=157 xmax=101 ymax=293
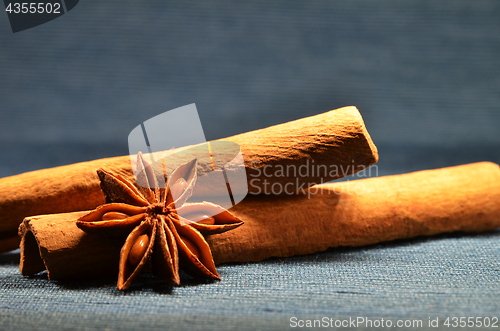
xmin=1 ymin=229 xmax=500 ymax=331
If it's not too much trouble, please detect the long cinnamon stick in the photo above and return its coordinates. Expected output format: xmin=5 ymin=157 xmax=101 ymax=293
xmin=210 ymin=161 xmax=500 ymax=263
xmin=1 ymin=106 xmax=377 ymax=252
xmin=19 ymin=162 xmax=500 ymax=281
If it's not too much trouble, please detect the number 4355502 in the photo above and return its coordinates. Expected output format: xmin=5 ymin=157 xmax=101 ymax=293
xmin=444 ymin=317 xmax=498 ymax=328
xmin=5 ymin=3 xmax=62 ymax=14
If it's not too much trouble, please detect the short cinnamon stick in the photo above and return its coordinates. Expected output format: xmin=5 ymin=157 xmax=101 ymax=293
xmin=2 ymin=106 xmax=378 ymax=252
xmin=19 ymin=162 xmax=500 ymax=281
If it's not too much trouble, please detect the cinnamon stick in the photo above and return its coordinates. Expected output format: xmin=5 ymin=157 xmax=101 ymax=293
xmin=210 ymin=161 xmax=500 ymax=263
xmin=1 ymin=106 xmax=378 ymax=252
xmin=19 ymin=162 xmax=500 ymax=281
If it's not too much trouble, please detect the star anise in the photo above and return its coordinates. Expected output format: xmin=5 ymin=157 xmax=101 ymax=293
xmin=76 ymin=152 xmax=243 ymax=290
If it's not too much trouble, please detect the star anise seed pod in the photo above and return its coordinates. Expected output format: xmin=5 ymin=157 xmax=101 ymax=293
xmin=76 ymin=152 xmax=243 ymax=290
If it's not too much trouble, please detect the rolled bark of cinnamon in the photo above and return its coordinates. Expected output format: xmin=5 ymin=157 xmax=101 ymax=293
xmin=19 ymin=162 xmax=500 ymax=281
xmin=1 ymin=106 xmax=378 ymax=252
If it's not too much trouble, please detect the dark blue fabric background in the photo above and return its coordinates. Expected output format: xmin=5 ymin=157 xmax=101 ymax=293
xmin=0 ymin=1 xmax=499 ymax=330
